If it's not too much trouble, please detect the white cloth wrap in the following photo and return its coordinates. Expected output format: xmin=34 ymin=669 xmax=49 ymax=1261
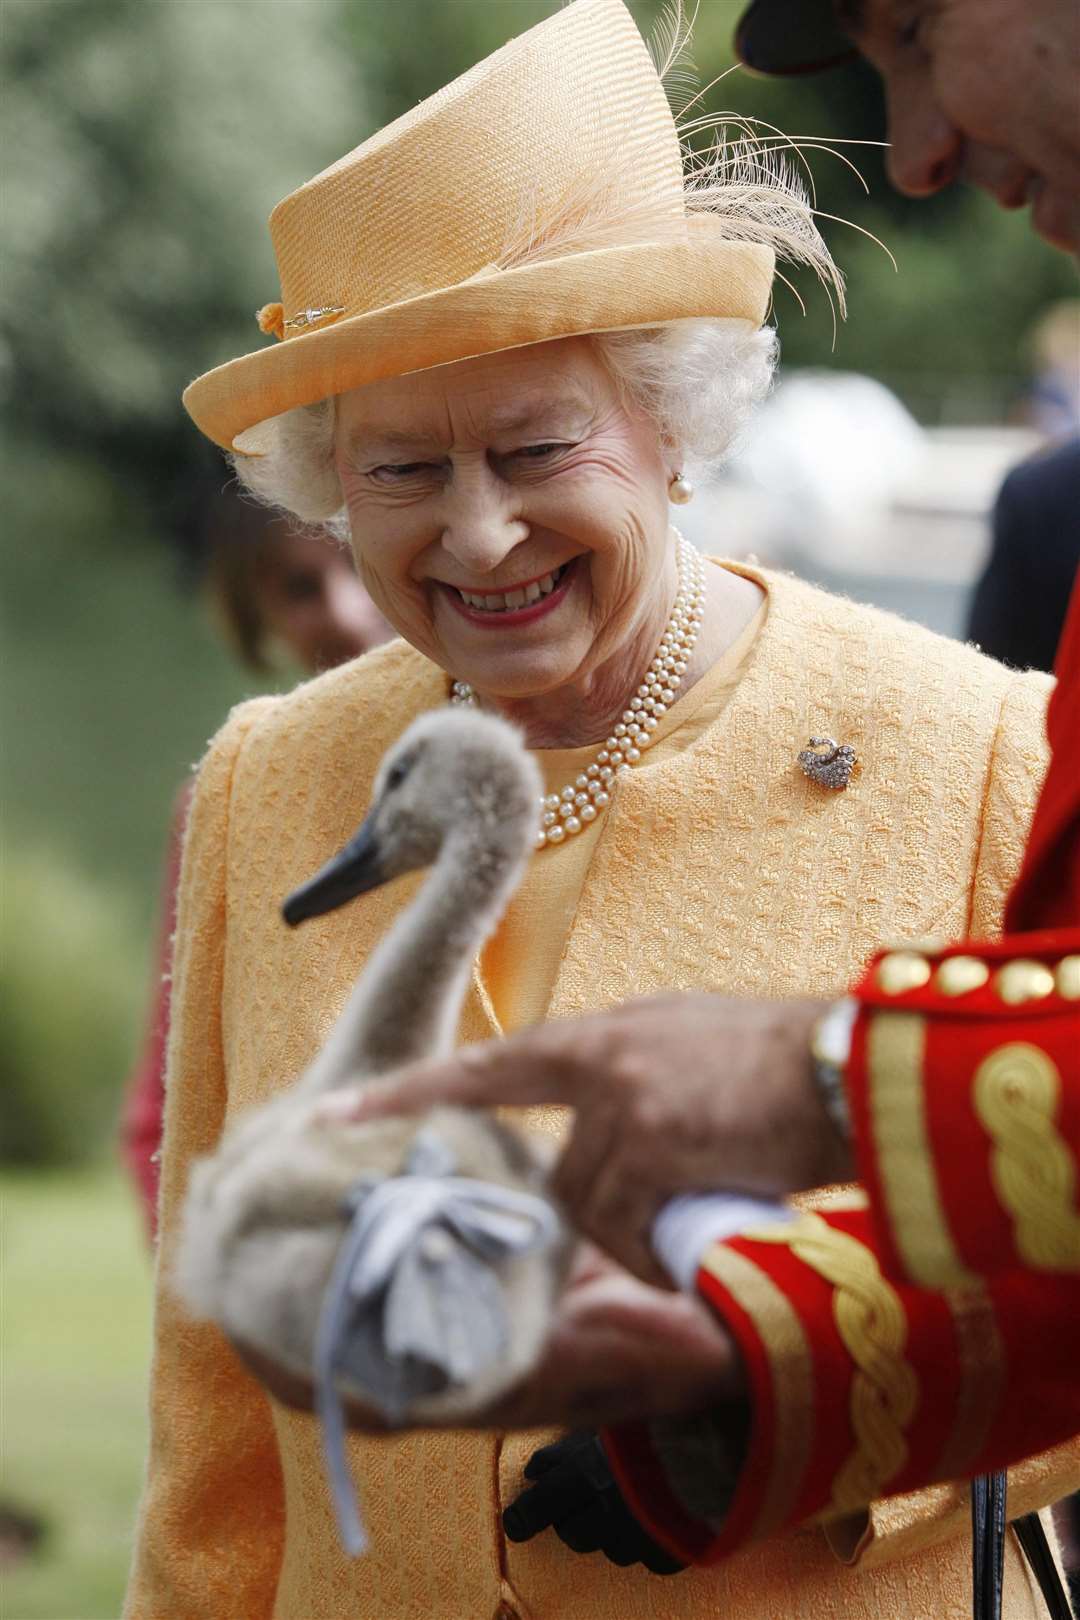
xmin=315 ymin=1129 xmax=560 ymax=1556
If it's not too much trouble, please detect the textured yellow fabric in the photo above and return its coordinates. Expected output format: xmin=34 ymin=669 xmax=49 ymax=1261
xmin=483 ymin=591 xmax=767 ymax=1033
xmin=126 ymin=565 xmax=1066 ymax=1620
xmin=184 ymin=0 xmax=773 ymax=452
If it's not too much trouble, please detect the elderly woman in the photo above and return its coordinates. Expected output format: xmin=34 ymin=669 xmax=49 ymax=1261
xmin=126 ymin=2 xmax=1074 ymax=1618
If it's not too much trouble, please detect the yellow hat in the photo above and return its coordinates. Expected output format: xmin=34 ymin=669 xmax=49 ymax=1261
xmin=184 ymin=0 xmax=775 ymax=453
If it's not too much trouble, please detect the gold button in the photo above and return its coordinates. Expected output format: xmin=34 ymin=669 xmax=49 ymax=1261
xmin=1056 ymin=956 xmax=1080 ymax=1000
xmin=994 ymin=959 xmax=1056 ymax=1005
xmin=877 ymin=951 xmax=932 ymax=995
xmin=936 ymin=955 xmax=990 ymax=997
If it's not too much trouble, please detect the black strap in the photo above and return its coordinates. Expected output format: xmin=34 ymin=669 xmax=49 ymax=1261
xmin=1014 ymin=1508 xmax=1075 ymax=1620
xmin=972 ymin=1472 xmax=1008 ymax=1620
xmin=972 ymin=1473 xmax=1074 ymax=1620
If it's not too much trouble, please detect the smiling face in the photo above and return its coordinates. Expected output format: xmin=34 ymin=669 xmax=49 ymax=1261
xmin=333 ymin=338 xmax=677 ymax=708
xmin=838 ymin=0 xmax=1080 ymax=252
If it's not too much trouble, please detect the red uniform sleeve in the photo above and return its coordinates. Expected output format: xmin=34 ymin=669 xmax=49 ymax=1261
xmin=604 ymin=1196 xmax=1080 ymax=1564
xmin=847 ymin=932 xmax=1080 ymax=1288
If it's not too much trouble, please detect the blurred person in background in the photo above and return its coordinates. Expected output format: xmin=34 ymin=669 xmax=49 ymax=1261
xmin=203 ymin=487 xmax=391 ymax=678
xmin=119 ymin=486 xmax=390 ymax=1241
xmin=968 ymin=435 xmax=1080 ymax=673
xmin=969 ymin=302 xmax=1080 ymax=673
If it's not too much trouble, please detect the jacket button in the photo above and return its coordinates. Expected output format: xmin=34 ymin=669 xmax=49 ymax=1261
xmin=994 ymin=960 xmax=1055 ymax=1005
xmin=876 ymin=951 xmax=931 ymax=995
xmin=936 ymin=955 xmax=990 ymax=996
xmin=1057 ymin=956 xmax=1080 ymax=1000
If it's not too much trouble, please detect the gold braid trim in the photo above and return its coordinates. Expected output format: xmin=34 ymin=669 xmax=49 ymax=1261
xmin=745 ymin=1212 xmax=918 ymax=1513
xmin=698 ymin=1242 xmax=815 ymax=1540
xmin=973 ymin=1042 xmax=1080 ymax=1271
xmin=867 ymin=1011 xmax=979 ymax=1288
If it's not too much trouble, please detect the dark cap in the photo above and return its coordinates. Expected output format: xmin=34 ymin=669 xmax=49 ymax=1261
xmin=734 ymin=0 xmax=858 ymax=76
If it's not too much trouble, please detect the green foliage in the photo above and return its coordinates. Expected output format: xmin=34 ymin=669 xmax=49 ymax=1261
xmin=1 ymin=0 xmax=364 ymax=511
xmin=0 ymin=434 xmax=269 ymax=914
xmin=2 ymin=1167 xmax=153 ymax=1617
xmin=1 ymin=843 xmax=143 ymax=1164
xmin=0 ymin=434 xmax=282 ymax=1167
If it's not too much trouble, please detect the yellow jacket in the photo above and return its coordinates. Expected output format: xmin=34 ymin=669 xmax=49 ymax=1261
xmin=127 ymin=567 xmax=1069 ymax=1620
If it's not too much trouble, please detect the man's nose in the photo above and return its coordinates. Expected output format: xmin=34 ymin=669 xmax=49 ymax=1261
xmin=885 ymin=77 xmax=962 ymax=197
xmin=440 ymin=461 xmax=529 ymax=574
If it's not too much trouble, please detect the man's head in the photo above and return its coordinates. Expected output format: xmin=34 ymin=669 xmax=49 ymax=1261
xmin=736 ymin=0 xmax=1080 ymax=253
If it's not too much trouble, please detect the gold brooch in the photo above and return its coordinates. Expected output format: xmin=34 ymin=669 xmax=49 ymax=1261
xmin=798 ymin=736 xmax=857 ymax=790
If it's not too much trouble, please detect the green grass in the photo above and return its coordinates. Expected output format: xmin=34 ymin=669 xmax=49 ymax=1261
xmin=2 ymin=1167 xmax=154 ymax=1620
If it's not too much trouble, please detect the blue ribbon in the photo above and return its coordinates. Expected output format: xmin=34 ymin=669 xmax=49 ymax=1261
xmin=314 ymin=1130 xmax=560 ymax=1556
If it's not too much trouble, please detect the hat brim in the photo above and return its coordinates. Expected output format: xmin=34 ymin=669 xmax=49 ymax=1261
xmin=734 ymin=0 xmax=857 ymax=76
xmin=183 ymin=230 xmax=774 ymax=453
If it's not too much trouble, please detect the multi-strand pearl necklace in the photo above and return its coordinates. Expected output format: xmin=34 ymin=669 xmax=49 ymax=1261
xmin=450 ymin=534 xmax=707 ymax=850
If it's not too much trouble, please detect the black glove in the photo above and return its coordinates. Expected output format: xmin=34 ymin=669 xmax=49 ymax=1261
xmin=502 ymin=1430 xmax=686 ymax=1575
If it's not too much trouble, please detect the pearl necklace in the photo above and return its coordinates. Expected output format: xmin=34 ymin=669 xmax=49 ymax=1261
xmin=450 ymin=535 xmax=707 ymax=851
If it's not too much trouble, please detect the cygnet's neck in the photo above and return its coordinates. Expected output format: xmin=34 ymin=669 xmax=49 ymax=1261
xmin=299 ymin=824 xmax=527 ymax=1092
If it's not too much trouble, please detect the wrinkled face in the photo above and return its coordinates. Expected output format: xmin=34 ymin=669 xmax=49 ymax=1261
xmin=255 ymin=525 xmax=392 ymax=672
xmin=333 ymin=338 xmax=675 ymax=700
xmin=839 ymin=0 xmax=1080 ymax=252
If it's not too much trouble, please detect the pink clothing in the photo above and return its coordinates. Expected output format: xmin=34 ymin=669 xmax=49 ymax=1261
xmin=118 ymin=783 xmax=191 ymax=1242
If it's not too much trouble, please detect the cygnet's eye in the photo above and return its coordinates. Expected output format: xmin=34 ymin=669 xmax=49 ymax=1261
xmin=385 ymin=759 xmax=411 ymax=792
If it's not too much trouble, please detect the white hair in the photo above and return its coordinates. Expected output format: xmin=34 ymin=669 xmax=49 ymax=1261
xmin=230 ymin=319 xmax=778 ymax=534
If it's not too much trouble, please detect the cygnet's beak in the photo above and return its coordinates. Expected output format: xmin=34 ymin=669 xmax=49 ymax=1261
xmin=282 ymin=817 xmax=384 ymax=926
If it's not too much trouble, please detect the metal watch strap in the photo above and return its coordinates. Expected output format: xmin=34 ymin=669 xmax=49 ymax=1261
xmin=808 ymin=997 xmax=856 ymax=1141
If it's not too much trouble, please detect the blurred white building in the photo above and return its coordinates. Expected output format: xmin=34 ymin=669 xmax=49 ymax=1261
xmin=680 ymin=371 xmax=1042 ymax=639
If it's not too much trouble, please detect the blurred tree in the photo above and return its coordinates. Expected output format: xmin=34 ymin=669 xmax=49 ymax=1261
xmin=345 ymin=0 xmax=552 ymax=120
xmin=1 ymin=844 xmax=142 ymax=1164
xmin=2 ymin=0 xmax=364 ymax=536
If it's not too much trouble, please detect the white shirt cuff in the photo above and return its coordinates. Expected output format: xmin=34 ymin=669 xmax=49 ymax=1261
xmin=651 ymin=1193 xmax=794 ymax=1292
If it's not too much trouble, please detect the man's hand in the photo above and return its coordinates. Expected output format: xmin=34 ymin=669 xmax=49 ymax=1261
xmin=234 ymin=1243 xmax=746 ymax=1431
xmin=319 ymin=993 xmax=854 ymax=1281
xmin=485 ymin=1242 xmax=746 ymax=1429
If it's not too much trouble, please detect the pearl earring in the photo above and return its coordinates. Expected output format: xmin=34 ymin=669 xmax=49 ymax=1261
xmin=669 ymin=472 xmax=694 ymax=506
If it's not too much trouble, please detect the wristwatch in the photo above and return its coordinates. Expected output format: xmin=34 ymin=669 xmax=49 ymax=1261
xmin=808 ymin=997 xmax=857 ymax=1141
